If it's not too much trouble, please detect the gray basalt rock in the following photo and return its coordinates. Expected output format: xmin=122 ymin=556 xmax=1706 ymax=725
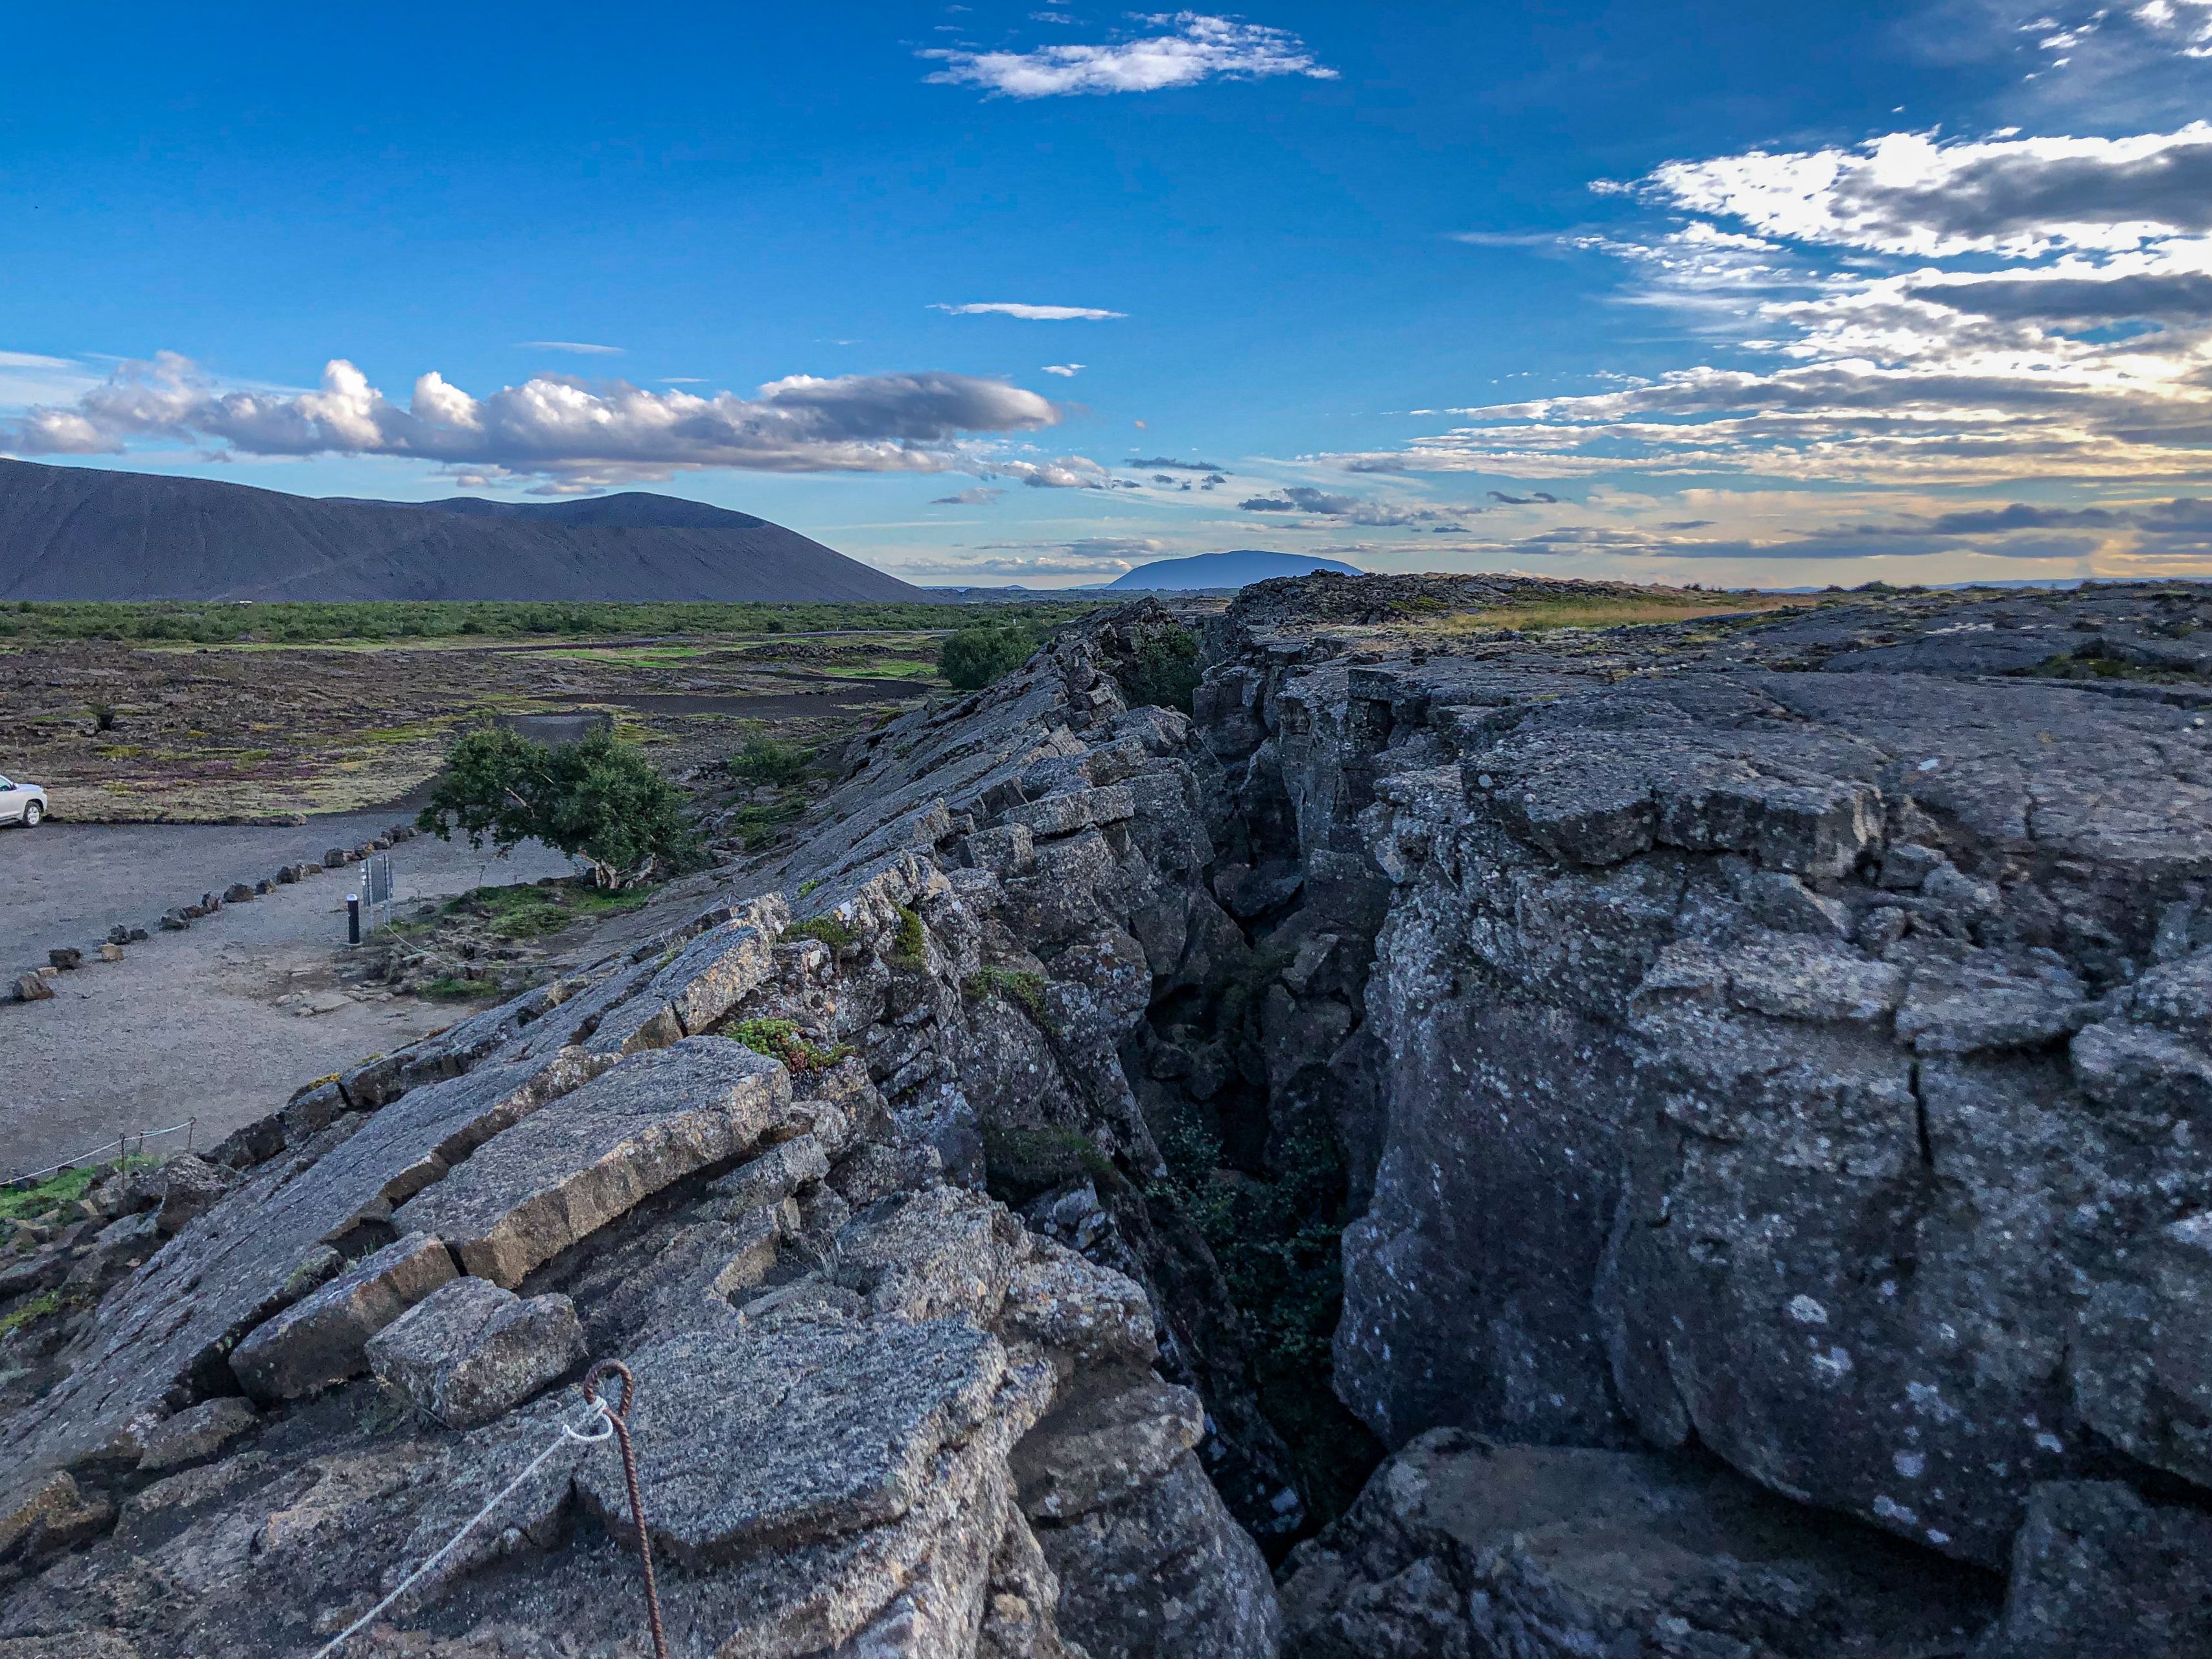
xmin=135 ymin=1397 xmax=258 ymax=1473
xmin=152 ymin=1153 xmax=231 ymax=1235
xmin=1279 ymin=1430 xmax=1997 ymax=1659
xmin=229 ymin=1232 xmax=458 ymax=1400
xmin=393 ymin=1037 xmax=791 ymax=1286
xmin=1970 ymin=1481 xmax=2212 ymax=1659
xmin=366 ymin=1275 xmax=587 ymax=1428
xmin=32 ymin=582 xmax=2212 ymax=1654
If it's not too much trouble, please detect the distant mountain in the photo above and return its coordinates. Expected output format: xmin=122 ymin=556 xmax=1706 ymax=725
xmin=1104 ymin=550 xmax=1364 ymax=590
xmin=0 ymin=459 xmax=927 ymax=603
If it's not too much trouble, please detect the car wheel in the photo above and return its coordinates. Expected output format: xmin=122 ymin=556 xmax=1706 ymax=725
xmin=21 ymin=802 xmax=41 ymax=827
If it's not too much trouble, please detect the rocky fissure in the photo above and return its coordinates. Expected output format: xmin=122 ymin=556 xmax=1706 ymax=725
xmin=3 ymin=576 xmax=2211 ymax=1657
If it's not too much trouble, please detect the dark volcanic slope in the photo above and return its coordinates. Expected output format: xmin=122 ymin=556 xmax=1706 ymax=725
xmin=0 ymin=458 xmax=927 ymax=602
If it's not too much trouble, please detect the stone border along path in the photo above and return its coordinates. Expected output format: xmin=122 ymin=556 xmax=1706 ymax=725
xmin=8 ymin=820 xmax=422 ymax=1003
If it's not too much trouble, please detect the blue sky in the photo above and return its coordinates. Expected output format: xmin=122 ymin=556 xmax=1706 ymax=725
xmin=6 ymin=2 xmax=2212 ymax=586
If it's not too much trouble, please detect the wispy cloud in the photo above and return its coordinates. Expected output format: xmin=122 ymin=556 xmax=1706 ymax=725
xmin=922 ymin=12 xmax=1334 ymax=98
xmin=1336 ymin=117 xmax=2212 ymax=492
xmin=983 ymin=454 xmax=1126 ymax=488
xmin=1 ymin=353 xmax=1060 ymax=488
xmin=1042 ymin=363 xmax=1085 ymax=376
xmin=931 ymin=485 xmax=1005 ymax=504
xmin=518 ymin=340 xmax=625 ymax=355
xmin=1237 ymin=483 xmax=1482 ymax=527
xmin=931 ymin=302 xmax=1124 ymax=320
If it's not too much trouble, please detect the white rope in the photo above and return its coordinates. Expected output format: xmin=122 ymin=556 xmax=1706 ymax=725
xmin=309 ymin=1399 xmax=615 ymax=1659
xmin=6 ymin=1120 xmax=199 ymax=1187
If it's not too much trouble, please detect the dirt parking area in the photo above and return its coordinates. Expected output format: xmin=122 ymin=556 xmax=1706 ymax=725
xmin=0 ymin=817 xmax=576 ymax=1179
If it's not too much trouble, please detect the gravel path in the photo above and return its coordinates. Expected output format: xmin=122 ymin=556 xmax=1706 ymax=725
xmin=0 ymin=816 xmax=574 ymax=1179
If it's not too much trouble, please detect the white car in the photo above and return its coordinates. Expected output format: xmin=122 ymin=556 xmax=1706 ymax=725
xmin=0 ymin=775 xmax=47 ymax=827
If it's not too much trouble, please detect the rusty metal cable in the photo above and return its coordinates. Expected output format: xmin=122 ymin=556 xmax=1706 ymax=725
xmin=583 ymin=1358 xmax=669 ymax=1659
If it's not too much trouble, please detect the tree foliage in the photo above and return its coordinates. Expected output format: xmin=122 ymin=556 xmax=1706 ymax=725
xmin=939 ymin=625 xmax=1038 ymax=690
xmin=416 ymin=728 xmax=698 ymax=887
xmin=1115 ymin=620 xmax=1202 ymax=713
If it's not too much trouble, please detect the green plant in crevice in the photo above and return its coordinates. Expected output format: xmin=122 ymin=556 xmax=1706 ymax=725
xmin=980 ymin=1126 xmax=1115 ymax=1209
xmin=1147 ymin=1093 xmax=1382 ymax=1528
xmin=964 ymin=965 xmax=1054 ymax=1031
xmin=727 ymin=1017 xmax=852 ymax=1074
xmin=787 ymin=914 xmax=857 ymax=951
xmin=889 ymin=906 xmax=927 ymax=968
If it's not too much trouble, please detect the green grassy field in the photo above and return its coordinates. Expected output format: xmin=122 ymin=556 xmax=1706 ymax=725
xmin=0 ymin=597 xmax=1104 ymax=647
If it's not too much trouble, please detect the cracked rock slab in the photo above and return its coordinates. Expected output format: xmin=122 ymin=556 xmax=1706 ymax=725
xmin=367 ymin=1275 xmax=587 ymax=1428
xmin=394 ymin=1038 xmax=791 ymax=1286
xmin=229 ymin=1233 xmax=458 ymax=1401
xmin=574 ymin=1315 xmax=1010 ymax=1563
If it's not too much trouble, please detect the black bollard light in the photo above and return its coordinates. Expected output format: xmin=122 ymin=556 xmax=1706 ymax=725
xmin=347 ymin=893 xmax=361 ymax=946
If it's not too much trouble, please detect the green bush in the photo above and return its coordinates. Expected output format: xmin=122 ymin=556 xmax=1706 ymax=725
xmin=787 ymin=914 xmax=857 ymax=951
xmin=730 ymin=736 xmax=814 ymax=787
xmin=1116 ymin=621 xmax=1201 ymax=713
xmin=940 ymin=625 xmax=1037 ymax=691
xmin=416 ymin=728 xmax=699 ymax=888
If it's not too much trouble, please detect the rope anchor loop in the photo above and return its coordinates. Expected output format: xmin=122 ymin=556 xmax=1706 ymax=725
xmin=582 ymin=1358 xmax=669 ymax=1659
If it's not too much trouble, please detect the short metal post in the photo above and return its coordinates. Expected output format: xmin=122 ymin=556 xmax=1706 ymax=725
xmin=347 ymin=894 xmax=361 ymax=946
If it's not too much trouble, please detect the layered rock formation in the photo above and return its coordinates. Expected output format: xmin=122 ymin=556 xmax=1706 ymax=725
xmin=3 ymin=575 xmax=2209 ymax=1658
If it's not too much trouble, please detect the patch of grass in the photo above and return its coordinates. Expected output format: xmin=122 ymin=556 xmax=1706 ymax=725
xmin=964 ymin=966 xmax=1054 ymax=1030
xmin=2014 ymin=650 xmax=2205 ymax=685
xmin=0 ymin=1292 xmax=61 ymax=1338
xmin=725 ymin=1017 xmax=852 ymax=1074
xmin=418 ymin=975 xmax=500 ymax=1001
xmin=889 ymin=906 xmax=927 ymax=969
xmin=448 ymin=880 xmax=658 ymax=940
xmin=787 ymin=914 xmax=857 ymax=951
xmin=0 ymin=1161 xmax=146 ymax=1224
xmin=981 ymin=1126 xmax=1115 ymax=1209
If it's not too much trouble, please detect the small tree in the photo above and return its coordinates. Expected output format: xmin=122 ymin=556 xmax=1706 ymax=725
xmin=416 ymin=728 xmax=698 ymax=888
xmin=1116 ymin=620 xmax=1201 ymax=713
xmin=730 ymin=735 xmax=814 ymax=787
xmin=940 ymin=625 xmax=1036 ymax=691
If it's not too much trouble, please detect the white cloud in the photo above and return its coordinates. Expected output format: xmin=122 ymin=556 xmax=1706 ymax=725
xmin=1625 ymin=123 xmax=2212 ymax=257
xmin=931 ymin=485 xmax=1005 ymax=504
xmin=518 ymin=340 xmax=625 ymax=355
xmin=922 ymin=12 xmax=1334 ymax=98
xmin=1342 ymin=113 xmax=2212 ymax=496
xmin=2138 ymin=0 xmax=2212 ymax=56
xmin=1042 ymin=363 xmax=1085 ymax=376
xmin=984 ymin=454 xmax=1120 ymax=488
xmin=1 ymin=353 xmax=1061 ymax=486
xmin=1237 ymin=483 xmax=1482 ymax=526
xmin=931 ymin=303 xmax=1125 ymax=320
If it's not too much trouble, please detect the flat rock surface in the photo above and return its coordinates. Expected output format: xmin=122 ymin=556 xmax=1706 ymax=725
xmin=394 ymin=1036 xmax=791 ymax=1286
xmin=574 ymin=1315 xmax=1008 ymax=1561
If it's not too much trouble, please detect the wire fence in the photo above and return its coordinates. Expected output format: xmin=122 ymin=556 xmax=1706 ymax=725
xmin=5 ymin=1117 xmax=198 ymax=1189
